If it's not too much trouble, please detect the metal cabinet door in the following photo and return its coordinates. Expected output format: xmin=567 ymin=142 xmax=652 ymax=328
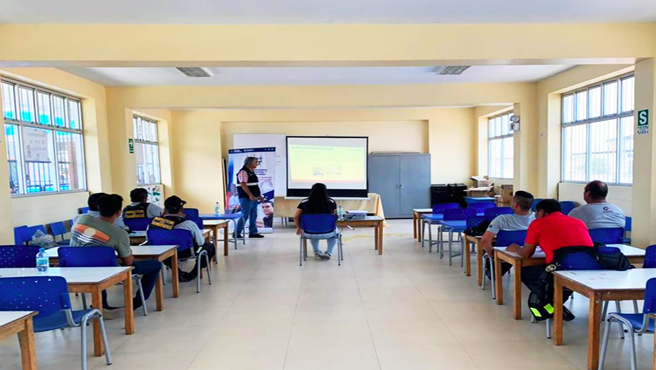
xmin=368 ymin=155 xmax=401 ymax=218
xmin=399 ymin=155 xmax=431 ymax=217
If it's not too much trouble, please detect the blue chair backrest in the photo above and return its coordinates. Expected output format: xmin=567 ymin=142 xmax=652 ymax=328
xmin=484 ymin=207 xmax=513 ymax=220
xmin=27 ymin=225 xmax=47 ymax=238
xmin=559 ymin=251 xmax=605 ymax=270
xmin=642 ymin=278 xmax=656 ymax=314
xmin=625 ymin=216 xmax=632 ymax=232
xmin=432 ymin=203 xmax=460 ymax=213
xmin=496 ymin=230 xmax=527 ymax=247
xmin=466 ymin=216 xmax=487 ymax=229
xmin=588 ymin=227 xmax=624 ymax=244
xmin=644 ymin=245 xmax=656 ymax=269
xmin=123 ymin=217 xmax=152 ymax=231
xmin=50 ymin=221 xmax=67 ymax=236
xmin=443 ymin=208 xmax=476 ymax=221
xmin=14 ymin=226 xmax=31 ymax=245
xmin=0 ymin=245 xmax=41 ymax=267
xmin=559 ymin=201 xmax=577 ymax=215
xmin=0 ymin=276 xmax=72 ymax=317
xmin=301 ymin=214 xmax=338 ymax=234
xmin=531 ymin=199 xmax=543 ymax=211
xmin=78 ymin=207 xmax=89 ymax=214
xmin=58 ymin=246 xmax=118 ymax=267
xmin=186 ymin=216 xmax=203 ymax=230
xmin=469 ymin=202 xmax=496 ymax=210
xmin=183 ymin=208 xmax=200 ymax=219
xmin=147 ymin=229 xmax=194 ymax=252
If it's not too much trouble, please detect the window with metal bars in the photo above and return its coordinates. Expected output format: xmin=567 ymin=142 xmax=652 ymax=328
xmin=488 ymin=112 xmax=514 ymax=179
xmin=133 ymin=115 xmax=161 ymax=186
xmin=1 ymin=78 xmax=86 ymax=195
xmin=561 ymin=74 xmax=634 ymax=184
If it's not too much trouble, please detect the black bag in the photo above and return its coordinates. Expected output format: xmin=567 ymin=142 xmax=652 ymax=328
xmin=464 ymin=220 xmax=491 ymax=237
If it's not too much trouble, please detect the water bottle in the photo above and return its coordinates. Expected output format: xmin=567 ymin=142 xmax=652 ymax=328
xmin=338 ymin=205 xmax=344 ymax=220
xmin=214 ymin=201 xmax=221 ymax=216
xmin=36 ymin=248 xmax=49 ymax=273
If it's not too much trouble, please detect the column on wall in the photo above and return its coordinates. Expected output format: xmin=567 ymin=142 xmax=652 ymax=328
xmin=631 ymin=59 xmax=656 ymax=247
xmin=0 ymin=72 xmax=15 ymax=243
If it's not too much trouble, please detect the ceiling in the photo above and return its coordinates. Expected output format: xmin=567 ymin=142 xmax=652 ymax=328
xmin=1 ymin=0 xmax=655 ymax=23
xmin=61 ymin=65 xmax=572 ymax=86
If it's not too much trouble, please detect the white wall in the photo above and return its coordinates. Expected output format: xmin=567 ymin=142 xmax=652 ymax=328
xmin=557 ymin=183 xmax=632 ymax=216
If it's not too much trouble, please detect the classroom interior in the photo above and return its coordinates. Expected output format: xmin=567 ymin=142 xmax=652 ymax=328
xmin=2 ymin=2 xmax=656 ymax=369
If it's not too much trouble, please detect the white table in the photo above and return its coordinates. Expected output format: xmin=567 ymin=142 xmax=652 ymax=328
xmin=0 ymin=311 xmax=37 ymax=370
xmin=202 ymin=219 xmax=230 ymax=256
xmin=553 ymin=268 xmax=656 ymax=370
xmin=0 ymin=267 xmax=134 ymax=357
xmin=46 ymin=245 xmax=181 ymax=310
xmin=494 ymin=244 xmax=646 ymax=320
xmin=412 ymin=208 xmax=433 ymax=241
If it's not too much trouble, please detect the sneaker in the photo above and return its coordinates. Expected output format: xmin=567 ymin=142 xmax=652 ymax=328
xmin=232 ymin=232 xmax=244 ymax=239
xmin=178 ymin=271 xmax=194 ymax=283
xmin=315 ymin=252 xmax=325 ymax=260
xmin=321 ymin=253 xmax=332 ymax=261
xmin=249 ymin=233 xmax=265 ymax=238
xmin=562 ymin=306 xmax=576 ymax=322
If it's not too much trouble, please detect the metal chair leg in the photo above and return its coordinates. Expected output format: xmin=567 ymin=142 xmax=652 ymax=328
xmin=489 ymin=256 xmax=496 ymax=300
xmin=299 ymin=237 xmax=303 ymax=266
xmin=546 ymin=318 xmax=552 ymax=339
xmin=81 ymin=315 xmax=89 ymax=370
xmin=460 ymin=234 xmax=465 ymax=269
xmin=161 ymin=263 xmax=166 ymax=286
xmin=98 ymin=314 xmax=112 ymax=366
xmin=134 ymin=275 xmax=148 ymax=316
xmin=205 ymin=253 xmax=212 ymax=285
xmin=421 ymin=220 xmax=426 ymax=248
xmin=428 ymin=222 xmax=433 ymax=252
xmin=599 ymin=318 xmax=612 ymax=370
xmin=81 ymin=293 xmax=87 ymax=309
xmin=615 ymin=301 xmax=625 ymax=339
xmin=448 ymin=230 xmax=453 ymax=266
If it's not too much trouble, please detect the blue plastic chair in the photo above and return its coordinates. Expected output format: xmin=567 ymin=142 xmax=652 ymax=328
xmin=58 ymin=246 xmax=148 ymax=316
xmin=600 ymin=278 xmax=656 ymax=370
xmin=50 ymin=221 xmax=70 ymax=245
xmin=0 ymin=245 xmax=41 ymax=267
xmin=123 ymin=217 xmax=152 ymax=232
xmin=78 ymin=206 xmax=90 ymax=214
xmin=484 ymin=207 xmax=514 ymax=220
xmin=299 ymin=214 xmax=343 ymax=266
xmin=589 ymin=227 xmax=625 ymax=245
xmin=644 ymin=245 xmax=656 ymax=269
xmin=483 ymin=230 xmax=528 ymax=298
xmin=0 ymin=276 xmax=112 ymax=370
xmin=14 ymin=226 xmax=32 ymax=245
xmin=421 ymin=203 xmax=460 ymax=250
xmin=27 ymin=225 xmax=47 ymax=239
xmin=183 ymin=208 xmax=200 ymax=219
xmin=531 ymin=198 xmax=543 ymax=211
xmin=441 ymin=208 xmax=477 ymax=266
xmin=469 ymin=202 xmax=496 ymax=211
xmin=147 ymin=229 xmax=211 ymax=293
xmin=559 ymin=201 xmax=577 ymax=215
xmin=623 ymin=216 xmax=633 ymax=244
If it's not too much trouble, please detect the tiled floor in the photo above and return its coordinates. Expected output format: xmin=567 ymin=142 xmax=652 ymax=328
xmin=0 ymin=219 xmax=653 ymax=370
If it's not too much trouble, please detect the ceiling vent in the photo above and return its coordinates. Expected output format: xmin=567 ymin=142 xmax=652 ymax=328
xmin=434 ymin=66 xmax=471 ymax=75
xmin=175 ymin=67 xmax=214 ymax=78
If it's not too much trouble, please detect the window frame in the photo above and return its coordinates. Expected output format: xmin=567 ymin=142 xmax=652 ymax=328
xmin=133 ymin=115 xmax=161 ymax=186
xmin=2 ymin=77 xmax=87 ymax=197
xmin=561 ymin=73 xmax=634 ymax=185
xmin=487 ymin=111 xmax=514 ymax=180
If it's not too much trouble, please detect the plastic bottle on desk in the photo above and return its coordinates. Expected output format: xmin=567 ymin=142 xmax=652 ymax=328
xmin=36 ymin=248 xmax=49 ymax=273
xmin=337 ymin=205 xmax=344 ymax=220
xmin=215 ymin=202 xmax=221 ymax=216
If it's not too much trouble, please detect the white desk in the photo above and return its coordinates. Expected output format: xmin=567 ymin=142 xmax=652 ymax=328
xmin=0 ymin=267 xmax=134 ymax=357
xmin=0 ymin=311 xmax=37 ymax=370
xmin=553 ymin=268 xmax=656 ymax=370
xmin=202 ymin=219 xmax=230 ymax=256
xmin=412 ymin=208 xmax=433 ymax=241
xmin=46 ymin=245 xmax=180 ymax=310
xmin=493 ymin=244 xmax=646 ymax=320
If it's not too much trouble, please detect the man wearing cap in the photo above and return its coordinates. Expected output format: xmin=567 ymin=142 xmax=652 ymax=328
xmin=149 ymin=196 xmax=216 ymax=281
xmin=235 ymin=156 xmax=266 ymax=238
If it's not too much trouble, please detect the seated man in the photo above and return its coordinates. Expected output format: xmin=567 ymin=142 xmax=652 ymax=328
xmin=568 ymin=180 xmax=626 ymax=229
xmin=481 ymin=190 xmax=535 ymax=276
xmin=71 ymin=194 xmax=161 ymax=310
xmin=122 ymin=188 xmax=164 ymax=220
xmin=149 ymin=196 xmax=216 ymax=282
xmin=506 ymin=199 xmax=594 ymax=321
xmin=74 ymin=192 xmax=126 ymax=229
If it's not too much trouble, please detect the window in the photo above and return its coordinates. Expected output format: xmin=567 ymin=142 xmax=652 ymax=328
xmin=561 ymin=74 xmax=634 ymax=184
xmin=488 ymin=112 xmax=514 ymax=179
xmin=133 ymin=116 xmax=161 ymax=185
xmin=1 ymin=79 xmax=86 ymax=195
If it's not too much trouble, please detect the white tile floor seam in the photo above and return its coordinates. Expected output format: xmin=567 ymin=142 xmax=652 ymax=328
xmin=1 ymin=220 xmax=654 ymax=370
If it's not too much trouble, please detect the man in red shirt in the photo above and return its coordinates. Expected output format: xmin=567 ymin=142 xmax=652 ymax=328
xmin=506 ymin=199 xmax=594 ymax=320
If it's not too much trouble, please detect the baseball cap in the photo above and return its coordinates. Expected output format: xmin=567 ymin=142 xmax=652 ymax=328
xmin=164 ymin=195 xmax=187 ymax=213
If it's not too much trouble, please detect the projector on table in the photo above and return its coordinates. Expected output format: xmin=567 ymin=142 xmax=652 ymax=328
xmin=344 ymin=210 xmax=367 ymax=220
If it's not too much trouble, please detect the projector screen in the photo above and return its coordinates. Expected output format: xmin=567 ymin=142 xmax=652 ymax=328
xmin=286 ymin=136 xmax=369 ymax=198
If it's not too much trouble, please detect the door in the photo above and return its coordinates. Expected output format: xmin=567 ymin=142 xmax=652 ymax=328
xmin=368 ymin=155 xmax=401 ymax=218
xmin=399 ymin=155 xmax=431 ymax=217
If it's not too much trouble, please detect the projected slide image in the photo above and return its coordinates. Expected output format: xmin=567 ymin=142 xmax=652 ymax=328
xmin=289 ymin=144 xmax=365 ymax=183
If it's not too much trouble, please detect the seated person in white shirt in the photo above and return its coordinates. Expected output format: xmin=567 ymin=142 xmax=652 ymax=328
xmin=123 ymin=188 xmax=164 ymax=220
xmin=568 ymin=180 xmax=626 ymax=229
xmin=148 ymin=196 xmax=216 ymax=282
xmin=480 ymin=190 xmax=535 ymax=277
xmin=74 ymin=192 xmax=127 ymax=230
